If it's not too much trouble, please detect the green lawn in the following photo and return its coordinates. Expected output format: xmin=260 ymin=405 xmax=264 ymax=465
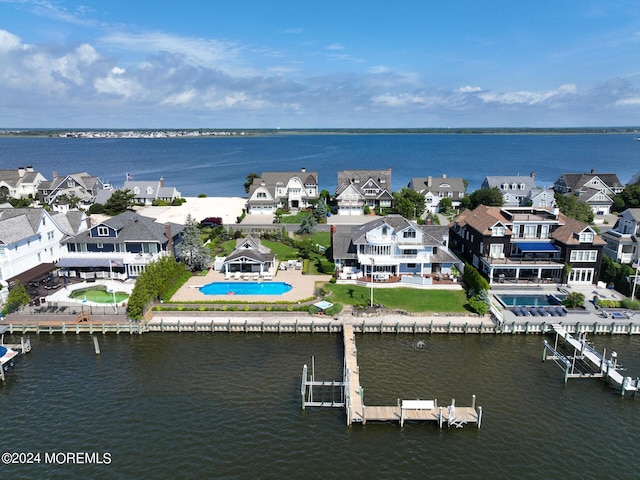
xmin=260 ymin=239 xmax=299 ymax=260
xmin=324 ymin=283 xmax=469 ymax=313
xmin=278 ymin=212 xmax=312 ymax=223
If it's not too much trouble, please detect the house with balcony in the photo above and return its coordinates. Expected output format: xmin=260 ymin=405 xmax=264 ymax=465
xmin=331 ymin=215 xmax=459 ymax=281
xmin=0 ymin=166 xmax=47 ymax=200
xmin=58 ymin=211 xmax=183 ymax=280
xmin=408 ymin=174 xmax=466 ymax=213
xmin=335 ymin=168 xmax=393 ymax=215
xmin=246 ymin=168 xmax=318 ymax=215
xmin=0 ymin=207 xmax=81 ymax=305
xmin=602 ymin=208 xmax=640 ymax=264
xmin=553 ymin=170 xmax=625 ymax=215
xmin=449 ymin=205 xmax=605 ymax=285
xmin=37 ymin=171 xmax=107 ymax=211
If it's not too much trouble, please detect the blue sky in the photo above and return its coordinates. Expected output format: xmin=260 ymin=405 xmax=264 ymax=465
xmin=1 ymin=0 xmax=640 ymax=128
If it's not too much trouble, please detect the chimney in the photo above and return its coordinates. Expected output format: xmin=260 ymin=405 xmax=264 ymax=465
xmin=590 ymin=168 xmax=595 ymax=174
xmin=427 ymin=176 xmax=432 ymax=188
xmin=301 ymin=167 xmax=306 ymax=173
xmin=53 ymin=171 xmax=58 ymax=179
xmin=530 ymin=172 xmax=535 ymax=179
xmin=442 ymin=173 xmax=447 ymax=179
xmin=165 ymin=223 xmax=173 ymax=255
xmin=18 ymin=166 xmax=25 ymax=178
xmin=159 ymin=177 xmax=165 ymax=187
xmin=85 ymin=217 xmax=92 ymax=229
xmin=26 ymin=165 xmax=34 ymax=172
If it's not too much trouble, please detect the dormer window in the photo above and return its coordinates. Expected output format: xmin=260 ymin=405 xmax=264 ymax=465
xmin=492 ymin=226 xmax=505 ymax=237
xmin=502 ymin=183 xmax=509 ymax=190
xmin=133 ymin=187 xmax=140 ymax=195
xmin=579 ymin=231 xmax=594 ymax=243
xmin=511 ymin=183 xmax=517 ymax=190
xmin=520 ymin=183 xmax=526 ymax=190
xmin=403 ymin=229 xmax=416 ymax=238
xmin=67 ymin=179 xmax=76 ymax=187
xmin=97 ymin=226 xmax=109 ymax=236
xmin=353 ymin=175 xmax=360 ymax=183
xmin=147 ymin=186 xmax=153 ymax=194
xmin=379 ymin=175 xmax=385 ymax=183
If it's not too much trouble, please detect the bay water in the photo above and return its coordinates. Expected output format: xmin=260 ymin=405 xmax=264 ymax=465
xmin=1 ymin=133 xmax=640 ymax=478
xmin=2 ymin=333 xmax=640 ymax=479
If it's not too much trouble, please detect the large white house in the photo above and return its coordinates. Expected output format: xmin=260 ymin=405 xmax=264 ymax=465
xmin=408 ymin=174 xmax=466 ymax=213
xmin=335 ymin=169 xmax=393 ymax=215
xmin=0 ymin=207 xmax=82 ymax=305
xmin=0 ymin=166 xmax=47 ymax=200
xmin=331 ymin=215 xmax=459 ymax=280
xmin=246 ymin=168 xmax=319 ymax=215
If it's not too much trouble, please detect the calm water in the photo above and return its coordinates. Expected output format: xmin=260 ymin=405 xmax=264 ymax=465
xmin=0 ymin=133 xmax=638 ymax=196
xmin=2 ymin=333 xmax=640 ymax=478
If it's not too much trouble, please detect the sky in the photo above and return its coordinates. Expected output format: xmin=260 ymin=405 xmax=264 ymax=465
xmin=1 ymin=0 xmax=640 ymax=128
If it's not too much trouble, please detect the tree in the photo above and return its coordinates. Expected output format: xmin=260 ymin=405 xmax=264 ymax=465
xmin=55 ymin=193 xmax=82 ymax=209
xmin=314 ymin=199 xmax=327 ymax=221
xmin=176 ymin=214 xmax=211 ymax=272
xmin=244 ymin=173 xmax=260 ymax=193
xmin=438 ymin=197 xmax=453 ymax=214
xmin=1 ymin=281 xmax=31 ymax=316
xmin=392 ymin=187 xmax=425 ymax=219
xmin=554 ymin=192 xmax=594 ymax=224
xmin=104 ymin=189 xmax=137 ymax=216
xmin=613 ymin=179 xmax=640 ymax=211
xmin=296 ymin=215 xmax=316 ymax=235
xmin=468 ymin=187 xmax=504 ymax=209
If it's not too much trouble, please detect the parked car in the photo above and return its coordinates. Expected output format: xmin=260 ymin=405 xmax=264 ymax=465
xmin=200 ymin=217 xmax=223 ymax=227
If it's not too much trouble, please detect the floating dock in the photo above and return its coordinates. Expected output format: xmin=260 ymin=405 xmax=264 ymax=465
xmin=301 ymin=324 xmax=482 ymax=428
xmin=0 ymin=326 xmax=31 ymax=381
xmin=543 ymin=324 xmax=640 ymax=396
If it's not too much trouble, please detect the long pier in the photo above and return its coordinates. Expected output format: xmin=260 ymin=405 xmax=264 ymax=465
xmin=543 ymin=324 xmax=640 ymax=395
xmin=0 ymin=327 xmax=31 ymax=381
xmin=301 ymin=323 xmax=483 ymax=428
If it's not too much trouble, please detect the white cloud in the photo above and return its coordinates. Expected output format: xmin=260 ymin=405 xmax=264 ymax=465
xmin=94 ymin=69 xmax=142 ymax=98
xmin=616 ymin=96 xmax=640 ymax=106
xmin=162 ymin=89 xmax=197 ymax=106
xmin=478 ymin=84 xmax=577 ymax=105
xmin=0 ymin=29 xmax=26 ymax=53
xmin=326 ymin=44 xmax=344 ymax=50
xmin=456 ymin=85 xmax=482 ymax=93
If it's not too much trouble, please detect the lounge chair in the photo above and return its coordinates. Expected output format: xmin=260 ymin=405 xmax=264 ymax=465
xmin=528 ymin=307 xmax=539 ymax=316
xmin=556 ymin=306 xmax=567 ymax=317
xmin=234 ymin=272 xmax=241 ymax=280
xmin=513 ymin=307 xmax=522 ymax=317
xmin=537 ymin=307 xmax=550 ymax=317
xmin=242 ymin=273 xmax=250 ymax=281
xmin=253 ymin=272 xmax=259 ymax=280
xmin=262 ymin=273 xmax=273 ymax=281
xmin=224 ymin=271 xmax=231 ymax=280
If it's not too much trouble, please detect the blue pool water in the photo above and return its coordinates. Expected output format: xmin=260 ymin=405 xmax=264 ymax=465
xmin=199 ymin=281 xmax=292 ymax=295
xmin=495 ymin=294 xmax=565 ymax=307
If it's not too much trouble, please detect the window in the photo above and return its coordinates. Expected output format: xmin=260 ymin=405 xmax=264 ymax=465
xmin=490 ymin=244 xmax=504 ymax=258
xmin=47 ymin=231 xmax=55 ymax=241
xmin=492 ymin=226 xmax=505 ymax=237
xmin=512 ymin=225 xmax=520 ymax=237
xmin=147 ymin=186 xmax=153 ymax=194
xmin=540 ymin=225 xmax=549 ymax=238
xmin=257 ymin=192 xmax=267 ymax=198
xmin=579 ymin=231 xmax=594 ymax=243
xmin=520 ymin=183 xmax=526 ymax=190
xmin=97 ymin=226 xmax=109 ymax=236
xmin=570 ymin=250 xmax=598 ymax=262
xmin=524 ymin=225 xmax=537 ymax=238
xmin=97 ymin=243 xmax=104 ymax=249
xmin=502 ymin=183 xmax=509 ymax=190
xmin=403 ymin=229 xmax=416 ymax=238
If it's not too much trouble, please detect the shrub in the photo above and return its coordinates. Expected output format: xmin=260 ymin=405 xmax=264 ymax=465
xmin=622 ymin=298 xmax=640 ymax=310
xmin=308 ymin=305 xmax=319 ymax=315
xmin=563 ymin=291 xmax=585 ymax=309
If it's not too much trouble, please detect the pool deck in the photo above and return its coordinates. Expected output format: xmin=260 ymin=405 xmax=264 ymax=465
xmin=172 ymin=269 xmax=330 ymax=304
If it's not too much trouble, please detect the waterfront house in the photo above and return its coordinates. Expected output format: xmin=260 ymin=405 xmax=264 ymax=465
xmin=0 ymin=207 xmax=73 ymax=305
xmin=450 ymin=205 xmax=605 ymax=285
xmin=481 ymin=173 xmax=538 ymax=207
xmin=37 ymin=171 xmax=107 ymax=211
xmin=335 ymin=168 xmax=393 ymax=215
xmin=58 ymin=211 xmax=183 ymax=280
xmin=553 ymin=170 xmax=624 ymax=215
xmin=408 ymin=174 xmax=466 ymax=213
xmin=331 ymin=215 xmax=459 ymax=282
xmin=247 ymin=168 xmax=319 ymax=215
xmin=0 ymin=166 xmax=47 ymax=200
xmin=123 ymin=177 xmax=182 ymax=206
xmin=601 ymin=208 xmax=640 ymax=264
xmin=222 ymin=236 xmax=276 ymax=275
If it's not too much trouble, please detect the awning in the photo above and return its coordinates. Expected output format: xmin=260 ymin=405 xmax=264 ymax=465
xmin=57 ymin=258 xmax=124 ymax=268
xmin=514 ymin=241 xmax=558 ymax=253
xmin=7 ymin=263 xmax=56 ymax=284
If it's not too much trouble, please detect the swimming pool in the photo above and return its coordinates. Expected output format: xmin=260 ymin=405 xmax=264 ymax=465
xmin=199 ymin=282 xmax=293 ymax=295
xmin=495 ymin=293 xmax=566 ymax=307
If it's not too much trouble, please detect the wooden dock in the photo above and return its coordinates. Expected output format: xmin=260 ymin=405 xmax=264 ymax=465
xmin=302 ymin=323 xmax=483 ymax=428
xmin=0 ymin=327 xmax=31 ymax=381
xmin=543 ymin=324 xmax=640 ymax=395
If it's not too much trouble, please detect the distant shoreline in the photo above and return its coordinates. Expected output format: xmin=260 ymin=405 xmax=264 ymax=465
xmin=1 ymin=127 xmax=640 ymax=138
